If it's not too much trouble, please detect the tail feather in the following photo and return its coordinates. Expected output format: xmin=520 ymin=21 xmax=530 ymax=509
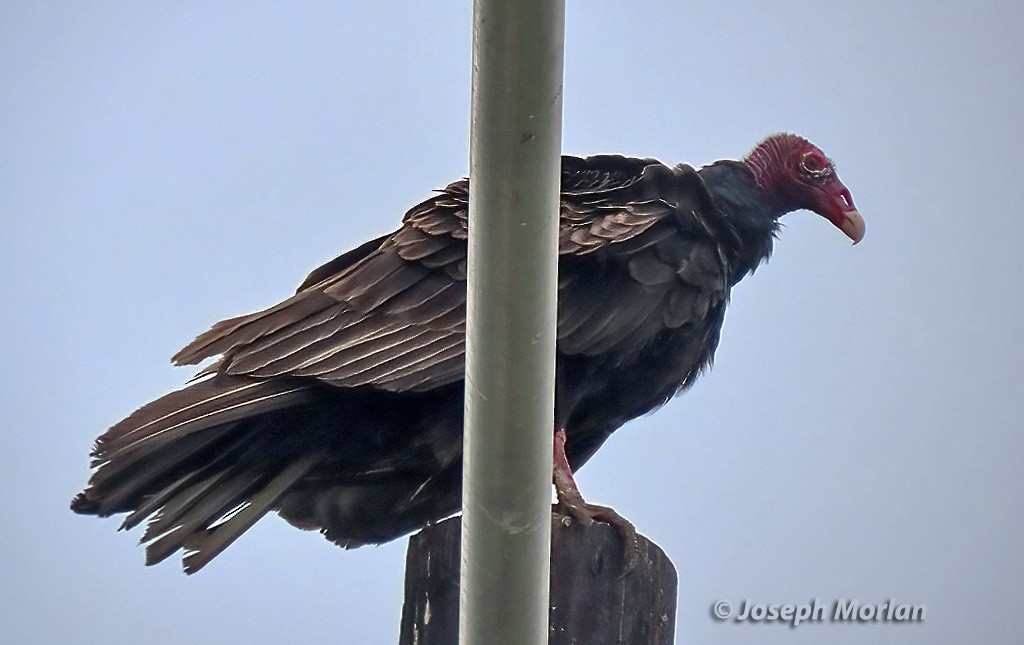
xmin=143 ymin=472 xmax=258 ymax=566
xmin=73 ymin=372 xmax=466 ymax=572
xmin=94 ymin=378 xmax=312 ymax=459
xmin=120 ymin=470 xmax=200 ymax=532
xmin=72 ymin=375 xmax=321 ymax=571
xmin=181 ymin=456 xmax=316 ymax=574
xmin=139 ymin=470 xmax=237 ymax=544
xmin=131 ymin=427 xmax=258 ymax=536
xmin=95 ymin=425 xmax=239 ymax=516
xmin=144 ymin=525 xmax=189 ymax=567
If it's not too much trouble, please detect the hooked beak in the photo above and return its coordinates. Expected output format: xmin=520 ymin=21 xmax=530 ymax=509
xmin=829 ymin=184 xmax=865 ymax=245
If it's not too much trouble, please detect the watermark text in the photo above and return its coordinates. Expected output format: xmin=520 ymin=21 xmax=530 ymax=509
xmin=711 ymin=598 xmax=926 ymax=628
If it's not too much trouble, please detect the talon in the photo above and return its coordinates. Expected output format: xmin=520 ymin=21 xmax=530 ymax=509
xmin=552 ymin=428 xmax=641 ymax=574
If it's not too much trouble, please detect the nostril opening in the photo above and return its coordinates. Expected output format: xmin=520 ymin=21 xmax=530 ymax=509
xmin=837 ymin=190 xmax=853 ymax=209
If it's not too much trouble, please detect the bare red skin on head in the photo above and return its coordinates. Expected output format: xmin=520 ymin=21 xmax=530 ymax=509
xmin=744 ymin=133 xmax=865 ymax=244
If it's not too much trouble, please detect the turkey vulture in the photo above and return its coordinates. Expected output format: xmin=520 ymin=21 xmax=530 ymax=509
xmin=72 ymin=133 xmax=864 ymax=573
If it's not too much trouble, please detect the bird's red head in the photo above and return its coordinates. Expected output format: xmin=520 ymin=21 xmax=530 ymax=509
xmin=744 ymin=133 xmax=865 ymax=244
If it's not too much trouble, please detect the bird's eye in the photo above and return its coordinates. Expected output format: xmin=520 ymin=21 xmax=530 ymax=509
xmin=800 ymin=152 xmax=832 ymax=178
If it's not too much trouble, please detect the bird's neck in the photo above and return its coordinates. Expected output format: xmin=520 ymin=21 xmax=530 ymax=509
xmin=699 ymin=161 xmax=780 ymax=280
xmin=743 ymin=134 xmax=807 ymax=217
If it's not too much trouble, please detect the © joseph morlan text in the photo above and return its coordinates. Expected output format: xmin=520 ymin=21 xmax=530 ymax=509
xmin=712 ymin=598 xmax=926 ymax=627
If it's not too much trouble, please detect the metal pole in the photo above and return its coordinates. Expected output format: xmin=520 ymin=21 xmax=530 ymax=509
xmin=461 ymin=0 xmax=565 ymax=642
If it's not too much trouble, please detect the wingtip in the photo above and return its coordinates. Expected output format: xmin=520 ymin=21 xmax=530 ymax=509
xmin=181 ymin=546 xmax=214 ymax=575
xmin=70 ymin=491 xmax=97 ymax=515
xmin=170 ymin=347 xmax=200 ymax=367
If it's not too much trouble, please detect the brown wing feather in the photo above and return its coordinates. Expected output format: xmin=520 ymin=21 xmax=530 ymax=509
xmin=170 ymin=158 xmax=717 ymax=393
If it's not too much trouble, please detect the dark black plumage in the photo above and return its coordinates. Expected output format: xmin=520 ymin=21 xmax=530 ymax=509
xmin=72 ymin=133 xmax=863 ymax=573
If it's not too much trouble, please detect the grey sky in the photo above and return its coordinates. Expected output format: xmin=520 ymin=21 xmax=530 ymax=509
xmin=2 ymin=2 xmax=1022 ymax=643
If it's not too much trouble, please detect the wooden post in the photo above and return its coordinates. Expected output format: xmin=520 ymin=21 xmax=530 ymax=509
xmin=399 ymin=514 xmax=677 ymax=645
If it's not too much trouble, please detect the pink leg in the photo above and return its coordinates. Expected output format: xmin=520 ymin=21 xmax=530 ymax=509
xmin=552 ymin=428 xmax=639 ymax=571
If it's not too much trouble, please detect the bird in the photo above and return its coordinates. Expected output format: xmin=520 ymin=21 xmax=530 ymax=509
xmin=72 ymin=132 xmax=864 ymax=574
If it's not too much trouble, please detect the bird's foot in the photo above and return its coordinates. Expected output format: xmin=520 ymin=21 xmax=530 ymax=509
xmin=552 ymin=497 xmax=640 ymax=574
xmin=552 ymin=428 xmax=640 ymax=574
